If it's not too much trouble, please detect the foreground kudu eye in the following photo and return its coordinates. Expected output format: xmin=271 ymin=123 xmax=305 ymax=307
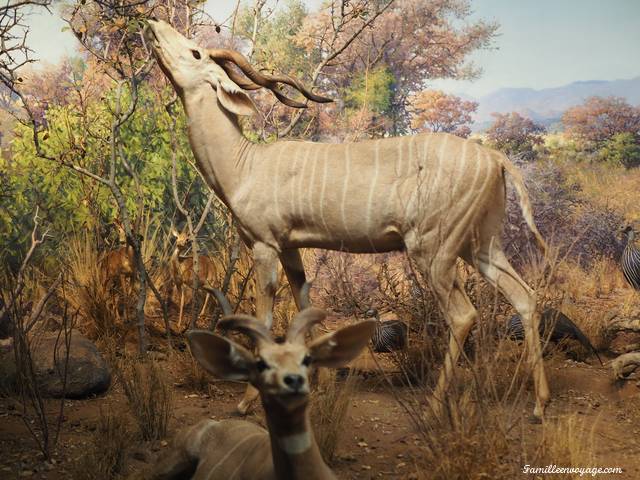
xmin=255 ymin=359 xmax=269 ymax=372
xmin=191 ymin=49 xmax=201 ymax=60
xmin=302 ymin=355 xmax=312 ymax=367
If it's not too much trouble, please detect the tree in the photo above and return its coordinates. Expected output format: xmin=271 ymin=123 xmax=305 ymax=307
xmin=485 ymin=112 xmax=546 ymax=160
xmin=562 ymin=96 xmax=640 ymax=148
xmin=408 ymin=89 xmax=477 ymax=138
xmin=228 ymin=0 xmax=498 ymax=139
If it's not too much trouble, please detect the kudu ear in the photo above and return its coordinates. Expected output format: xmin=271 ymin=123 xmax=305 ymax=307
xmin=307 ymin=320 xmax=376 ymax=368
xmin=216 ymin=81 xmax=257 ymax=116
xmin=187 ymin=330 xmax=254 ymax=381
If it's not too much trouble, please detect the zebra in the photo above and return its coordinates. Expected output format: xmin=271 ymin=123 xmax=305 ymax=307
xmin=364 ymin=309 xmax=408 ymax=353
xmin=506 ymin=308 xmax=603 ymax=365
xmin=621 ymin=226 xmax=640 ymax=291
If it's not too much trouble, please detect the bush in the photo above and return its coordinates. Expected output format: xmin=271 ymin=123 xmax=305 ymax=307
xmin=598 ymin=132 xmax=640 ymax=169
xmin=504 ymin=159 xmax=625 ymax=267
xmin=117 ymin=359 xmax=172 ymax=441
xmin=486 ymin=112 xmax=546 ymax=161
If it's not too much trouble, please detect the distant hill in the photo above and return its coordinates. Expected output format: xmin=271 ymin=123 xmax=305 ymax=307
xmin=471 ymin=76 xmax=640 ymax=132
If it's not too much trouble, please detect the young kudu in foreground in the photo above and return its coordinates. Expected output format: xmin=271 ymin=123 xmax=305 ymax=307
xmin=149 ymin=288 xmax=376 ymax=480
xmin=146 ymin=19 xmax=550 ymax=420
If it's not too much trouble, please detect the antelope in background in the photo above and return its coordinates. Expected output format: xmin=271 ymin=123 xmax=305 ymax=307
xmin=170 ymin=228 xmax=216 ymax=331
xmin=101 ymin=220 xmax=135 ymax=295
xmin=149 ymin=287 xmax=376 ymax=480
xmin=146 ymin=20 xmax=550 ymax=420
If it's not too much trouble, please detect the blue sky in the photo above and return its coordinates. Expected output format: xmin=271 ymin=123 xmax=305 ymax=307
xmin=26 ymin=0 xmax=640 ymax=98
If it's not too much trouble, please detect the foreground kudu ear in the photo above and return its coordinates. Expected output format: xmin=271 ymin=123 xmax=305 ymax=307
xmin=187 ymin=330 xmax=254 ymax=381
xmin=308 ymin=320 xmax=377 ymax=368
xmin=216 ymin=81 xmax=257 ymax=116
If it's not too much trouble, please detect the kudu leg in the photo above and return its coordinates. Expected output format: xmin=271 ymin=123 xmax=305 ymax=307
xmin=475 ymin=245 xmax=549 ymax=421
xmin=178 ymin=287 xmax=185 ymax=333
xmin=280 ymin=249 xmax=307 ymax=310
xmin=198 ymin=292 xmax=211 ymax=320
xmin=237 ymin=242 xmax=279 ymax=415
xmin=423 ymin=256 xmax=478 ymax=416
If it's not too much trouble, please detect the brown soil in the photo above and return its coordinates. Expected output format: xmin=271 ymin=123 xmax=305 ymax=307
xmin=2 ymin=344 xmax=640 ymax=479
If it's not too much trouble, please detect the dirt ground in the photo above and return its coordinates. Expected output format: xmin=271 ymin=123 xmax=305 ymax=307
xmin=2 ymin=339 xmax=640 ymax=480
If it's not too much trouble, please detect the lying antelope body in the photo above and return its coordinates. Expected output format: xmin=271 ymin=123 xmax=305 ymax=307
xmin=146 ymin=20 xmax=550 ymax=419
xmin=149 ymin=290 xmax=376 ymax=480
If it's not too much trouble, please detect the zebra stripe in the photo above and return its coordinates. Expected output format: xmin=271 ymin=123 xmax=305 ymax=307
xmin=621 ymin=232 xmax=640 ymax=290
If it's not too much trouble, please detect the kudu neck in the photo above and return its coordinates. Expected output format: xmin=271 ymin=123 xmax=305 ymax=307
xmin=261 ymin=394 xmax=335 ymax=480
xmin=180 ymin=87 xmax=250 ymax=204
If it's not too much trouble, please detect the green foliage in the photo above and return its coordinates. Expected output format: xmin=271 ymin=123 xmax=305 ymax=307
xmin=0 ymin=78 xmax=203 ymax=270
xmin=598 ymin=132 xmax=640 ymax=169
xmin=238 ymin=0 xmax=312 ymax=76
xmin=344 ymin=66 xmax=395 ymax=114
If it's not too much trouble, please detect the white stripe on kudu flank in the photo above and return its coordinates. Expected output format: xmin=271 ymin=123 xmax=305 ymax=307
xmin=319 ymin=147 xmax=331 ymax=233
xmin=307 ymin=146 xmax=320 ymax=227
xmin=366 ymin=140 xmax=381 ymax=249
xmin=341 ymin=143 xmax=353 ymax=238
xmin=205 ymin=433 xmax=264 ymax=479
xmin=290 ymin=143 xmax=302 ymax=222
xmin=297 ymin=145 xmax=312 ymax=228
xmin=273 ymin=144 xmax=286 ymax=222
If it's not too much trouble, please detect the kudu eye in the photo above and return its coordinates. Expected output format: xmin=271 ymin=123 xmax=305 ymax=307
xmin=255 ymin=359 xmax=269 ymax=372
xmin=191 ymin=49 xmax=201 ymax=60
xmin=302 ymin=355 xmax=312 ymax=367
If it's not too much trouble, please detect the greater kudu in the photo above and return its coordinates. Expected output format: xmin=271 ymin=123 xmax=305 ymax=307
xmin=149 ymin=289 xmax=376 ymax=480
xmin=145 ymin=19 xmax=550 ymax=420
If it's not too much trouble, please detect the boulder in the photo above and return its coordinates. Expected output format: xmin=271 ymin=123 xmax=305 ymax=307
xmin=1 ymin=331 xmax=111 ymax=398
xmin=605 ymin=309 xmax=640 ymax=355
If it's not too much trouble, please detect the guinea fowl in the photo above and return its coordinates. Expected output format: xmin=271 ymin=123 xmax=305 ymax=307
xmin=364 ymin=309 xmax=408 ymax=353
xmin=621 ymin=225 xmax=640 ymax=291
xmin=506 ymin=308 xmax=602 ymax=365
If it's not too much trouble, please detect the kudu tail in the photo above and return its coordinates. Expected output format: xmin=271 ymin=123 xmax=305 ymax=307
xmin=499 ymin=154 xmax=548 ymax=256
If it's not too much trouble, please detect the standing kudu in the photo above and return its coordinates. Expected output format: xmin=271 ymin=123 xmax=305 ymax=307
xmin=170 ymin=228 xmax=216 ymax=331
xmin=150 ymin=288 xmax=376 ymax=480
xmin=101 ymin=220 xmax=136 ymax=296
xmin=146 ymin=20 xmax=550 ymax=420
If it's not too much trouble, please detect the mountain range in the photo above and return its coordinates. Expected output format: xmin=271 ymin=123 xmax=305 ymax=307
xmin=467 ymin=76 xmax=640 ymax=131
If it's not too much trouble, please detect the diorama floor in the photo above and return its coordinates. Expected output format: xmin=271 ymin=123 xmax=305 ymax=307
xmin=2 ymin=344 xmax=640 ymax=479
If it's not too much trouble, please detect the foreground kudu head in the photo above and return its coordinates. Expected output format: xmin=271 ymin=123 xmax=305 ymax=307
xmin=188 ymin=288 xmax=375 ymax=413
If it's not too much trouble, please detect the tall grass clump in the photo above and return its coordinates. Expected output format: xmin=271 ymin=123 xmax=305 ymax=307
xmin=117 ymin=358 xmax=172 ymax=441
xmin=73 ymin=407 xmax=132 ymax=479
xmin=63 ymin=234 xmax=123 ymax=339
xmin=310 ymin=369 xmax=359 ymax=463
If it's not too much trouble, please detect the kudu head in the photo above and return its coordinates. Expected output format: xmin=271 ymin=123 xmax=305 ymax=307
xmin=171 ymin=227 xmax=189 ymax=253
xmin=145 ymin=19 xmax=332 ymax=117
xmin=187 ymin=285 xmax=375 ymax=411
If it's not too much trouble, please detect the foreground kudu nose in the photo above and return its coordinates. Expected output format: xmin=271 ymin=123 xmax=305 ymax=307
xmin=283 ymin=374 xmax=305 ymax=392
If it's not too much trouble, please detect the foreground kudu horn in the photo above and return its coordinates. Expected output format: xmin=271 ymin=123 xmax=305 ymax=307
xmin=146 ymin=19 xmax=550 ymax=421
xmin=148 ymin=289 xmax=376 ymax=480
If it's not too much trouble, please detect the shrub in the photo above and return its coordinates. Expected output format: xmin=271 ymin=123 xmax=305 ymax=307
xmin=598 ymin=132 xmax=640 ymax=169
xmin=117 ymin=358 xmax=172 ymax=441
xmin=486 ymin=112 xmax=546 ymax=161
xmin=73 ymin=408 xmax=132 ymax=479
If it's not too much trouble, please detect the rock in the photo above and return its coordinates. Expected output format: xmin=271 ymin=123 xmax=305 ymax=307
xmin=605 ymin=310 xmax=640 ymax=355
xmin=1 ymin=331 xmax=111 ymax=398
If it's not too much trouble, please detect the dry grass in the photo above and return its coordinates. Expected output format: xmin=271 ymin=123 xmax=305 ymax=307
xmin=73 ymin=407 xmax=132 ymax=480
xmin=310 ymin=369 xmax=359 ymax=463
xmin=62 ymin=234 xmax=125 ymax=339
xmin=175 ymin=349 xmax=210 ymax=392
xmin=116 ymin=358 xmax=172 ymax=441
xmin=564 ymin=161 xmax=640 ymax=224
xmin=536 ymin=414 xmax=599 ymax=479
